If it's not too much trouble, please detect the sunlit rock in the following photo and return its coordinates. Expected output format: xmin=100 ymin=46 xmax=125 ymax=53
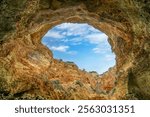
xmin=0 ymin=0 xmax=150 ymax=99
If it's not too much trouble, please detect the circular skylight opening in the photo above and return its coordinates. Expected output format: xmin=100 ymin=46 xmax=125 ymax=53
xmin=42 ymin=23 xmax=116 ymax=74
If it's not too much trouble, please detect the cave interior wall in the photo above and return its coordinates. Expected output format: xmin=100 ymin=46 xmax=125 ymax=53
xmin=0 ymin=0 xmax=150 ymax=99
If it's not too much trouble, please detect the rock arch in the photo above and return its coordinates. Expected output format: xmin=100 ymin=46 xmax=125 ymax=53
xmin=0 ymin=0 xmax=150 ymax=99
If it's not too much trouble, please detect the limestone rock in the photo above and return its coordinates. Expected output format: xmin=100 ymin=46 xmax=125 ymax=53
xmin=0 ymin=0 xmax=150 ymax=99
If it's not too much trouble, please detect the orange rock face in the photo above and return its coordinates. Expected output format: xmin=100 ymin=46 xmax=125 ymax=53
xmin=0 ymin=0 xmax=150 ymax=99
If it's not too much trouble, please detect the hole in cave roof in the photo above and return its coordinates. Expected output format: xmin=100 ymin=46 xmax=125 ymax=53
xmin=42 ymin=23 xmax=116 ymax=74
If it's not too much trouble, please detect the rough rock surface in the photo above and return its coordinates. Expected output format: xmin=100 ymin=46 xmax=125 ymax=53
xmin=0 ymin=0 xmax=150 ymax=99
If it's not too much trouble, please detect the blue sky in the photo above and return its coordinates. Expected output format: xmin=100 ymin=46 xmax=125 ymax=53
xmin=42 ymin=23 xmax=116 ymax=74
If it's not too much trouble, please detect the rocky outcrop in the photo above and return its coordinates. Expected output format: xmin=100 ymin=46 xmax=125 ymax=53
xmin=0 ymin=0 xmax=150 ymax=99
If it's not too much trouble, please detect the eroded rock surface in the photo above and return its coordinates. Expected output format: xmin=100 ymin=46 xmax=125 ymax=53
xmin=0 ymin=0 xmax=150 ymax=99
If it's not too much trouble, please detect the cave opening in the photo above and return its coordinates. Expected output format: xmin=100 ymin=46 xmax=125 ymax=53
xmin=42 ymin=23 xmax=116 ymax=74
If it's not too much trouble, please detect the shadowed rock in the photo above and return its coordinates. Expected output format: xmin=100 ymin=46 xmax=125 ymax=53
xmin=0 ymin=0 xmax=150 ymax=99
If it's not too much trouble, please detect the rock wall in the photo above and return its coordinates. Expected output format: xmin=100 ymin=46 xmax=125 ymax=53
xmin=0 ymin=0 xmax=150 ymax=99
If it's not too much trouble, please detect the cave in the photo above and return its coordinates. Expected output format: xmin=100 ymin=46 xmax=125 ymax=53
xmin=0 ymin=0 xmax=150 ymax=99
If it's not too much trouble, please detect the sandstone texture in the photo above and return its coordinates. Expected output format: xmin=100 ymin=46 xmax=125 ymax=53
xmin=0 ymin=0 xmax=150 ymax=99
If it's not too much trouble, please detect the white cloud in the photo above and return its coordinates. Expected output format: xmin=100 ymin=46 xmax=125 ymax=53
xmin=61 ymin=37 xmax=83 ymax=45
xmin=105 ymin=54 xmax=115 ymax=61
xmin=49 ymin=45 xmax=77 ymax=55
xmin=86 ymin=33 xmax=108 ymax=44
xmin=61 ymin=38 xmax=69 ymax=42
xmin=46 ymin=23 xmax=108 ymax=46
xmin=92 ymin=47 xmax=102 ymax=53
xmin=92 ymin=45 xmax=111 ymax=54
xmin=92 ymin=47 xmax=109 ymax=54
xmin=57 ymin=23 xmax=85 ymax=30
xmin=44 ymin=31 xmax=64 ymax=39
xmin=50 ymin=45 xmax=69 ymax=52
xmin=56 ymin=23 xmax=97 ymax=37
xmin=71 ymin=37 xmax=83 ymax=42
